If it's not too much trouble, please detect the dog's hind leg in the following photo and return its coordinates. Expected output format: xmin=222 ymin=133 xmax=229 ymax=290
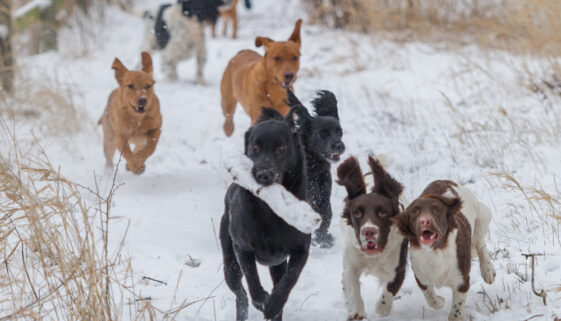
xmin=473 ymin=202 xmax=496 ymax=284
xmin=195 ymin=38 xmax=206 ymax=85
xmin=101 ymin=118 xmax=115 ymax=168
xmin=220 ymin=68 xmax=237 ymax=136
xmin=220 ymin=214 xmax=249 ymax=321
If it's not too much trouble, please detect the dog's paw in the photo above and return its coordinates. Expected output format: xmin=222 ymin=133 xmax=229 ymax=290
xmin=480 ymin=260 xmax=496 ymax=284
xmin=263 ymin=292 xmax=286 ymax=320
xmin=312 ymin=232 xmax=335 ymax=248
xmin=126 ymin=162 xmax=146 ymax=175
xmin=426 ymin=295 xmax=445 ymax=310
xmin=251 ymin=291 xmax=269 ymax=312
xmin=347 ymin=312 xmax=367 ymax=320
xmin=375 ymin=295 xmax=393 ymax=317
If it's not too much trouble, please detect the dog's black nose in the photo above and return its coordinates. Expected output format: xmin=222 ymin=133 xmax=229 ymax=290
xmin=333 ymin=142 xmax=345 ymax=154
xmin=284 ymin=72 xmax=294 ymax=82
xmin=138 ymin=97 xmax=147 ymax=107
xmin=255 ymin=170 xmax=275 ymax=185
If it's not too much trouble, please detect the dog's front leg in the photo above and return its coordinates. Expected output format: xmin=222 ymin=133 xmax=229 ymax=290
xmin=234 ymin=248 xmax=269 ymax=311
xmin=115 ymin=135 xmax=144 ymax=174
xmin=134 ymin=128 xmax=161 ymax=170
xmin=342 ymin=253 xmax=366 ymax=320
xmin=264 ymin=248 xmax=309 ymax=320
xmin=448 ymin=289 xmax=467 ymax=321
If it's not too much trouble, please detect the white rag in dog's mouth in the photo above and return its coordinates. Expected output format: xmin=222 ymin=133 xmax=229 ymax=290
xmin=224 ymin=155 xmax=322 ymax=234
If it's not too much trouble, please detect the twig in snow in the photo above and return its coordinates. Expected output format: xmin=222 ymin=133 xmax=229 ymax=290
xmin=522 ymin=253 xmax=547 ymax=305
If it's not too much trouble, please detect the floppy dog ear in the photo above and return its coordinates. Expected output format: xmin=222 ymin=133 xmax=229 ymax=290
xmin=441 ymin=192 xmax=463 ymax=230
xmin=392 ymin=211 xmax=417 ymax=244
xmin=244 ymin=128 xmax=252 ymax=156
xmin=255 ymin=36 xmax=274 ymax=48
xmin=288 ymin=19 xmax=303 ymax=46
xmin=141 ymin=51 xmax=153 ymax=76
xmin=368 ymin=156 xmax=403 ymax=203
xmin=312 ymin=90 xmax=339 ymax=119
xmin=112 ymin=58 xmax=128 ymax=86
xmin=258 ymin=107 xmax=283 ymax=123
xmin=336 ymin=156 xmax=366 ymax=200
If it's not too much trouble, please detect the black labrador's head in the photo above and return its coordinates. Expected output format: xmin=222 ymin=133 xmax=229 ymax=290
xmin=244 ymin=107 xmax=301 ymax=186
xmin=336 ymin=156 xmax=404 ymax=256
xmin=287 ymin=89 xmax=345 ymax=162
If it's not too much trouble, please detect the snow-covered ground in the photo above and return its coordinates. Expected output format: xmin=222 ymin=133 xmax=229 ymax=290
xmin=6 ymin=0 xmax=561 ymax=319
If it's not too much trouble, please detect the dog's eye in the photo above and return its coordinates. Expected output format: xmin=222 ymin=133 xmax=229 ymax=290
xmin=351 ymin=210 xmax=362 ymax=218
xmin=276 ymin=145 xmax=286 ymax=153
xmin=292 ymin=56 xmax=298 ymax=61
xmin=252 ymin=144 xmax=260 ymax=152
xmin=320 ymin=130 xmax=329 ymax=138
xmin=146 ymin=84 xmax=152 ymax=89
xmin=432 ymin=206 xmax=441 ymax=214
xmin=273 ymin=56 xmax=281 ymax=62
xmin=377 ymin=211 xmax=387 ymax=217
xmin=128 ymin=84 xmax=134 ymax=89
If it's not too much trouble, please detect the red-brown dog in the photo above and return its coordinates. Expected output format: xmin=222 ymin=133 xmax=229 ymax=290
xmin=220 ymin=19 xmax=302 ymax=136
xmin=98 ymin=52 xmax=162 ymax=175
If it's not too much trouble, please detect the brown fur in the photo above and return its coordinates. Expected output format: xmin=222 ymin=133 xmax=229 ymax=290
xmin=98 ymin=52 xmax=162 ymax=175
xmin=220 ymin=19 xmax=302 ymax=136
xmin=212 ymin=0 xmax=239 ymax=39
xmin=393 ymin=180 xmax=471 ymax=292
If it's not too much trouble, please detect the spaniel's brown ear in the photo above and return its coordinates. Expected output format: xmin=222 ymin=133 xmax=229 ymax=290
xmin=368 ymin=156 xmax=403 ymax=199
xmin=336 ymin=157 xmax=366 ymax=199
xmin=392 ymin=211 xmax=417 ymax=243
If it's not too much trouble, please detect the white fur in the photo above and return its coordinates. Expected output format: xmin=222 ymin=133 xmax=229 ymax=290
xmin=341 ymin=223 xmax=405 ymax=320
xmin=409 ymin=184 xmax=495 ymax=321
xmin=141 ymin=4 xmax=206 ymax=84
xmin=224 ymin=155 xmax=321 ymax=234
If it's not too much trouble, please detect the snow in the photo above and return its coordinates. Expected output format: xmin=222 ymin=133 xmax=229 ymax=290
xmin=4 ymin=0 xmax=561 ymax=320
xmin=224 ymin=155 xmax=321 ymax=234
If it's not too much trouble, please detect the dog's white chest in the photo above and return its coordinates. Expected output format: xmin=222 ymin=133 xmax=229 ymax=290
xmin=410 ymin=230 xmax=463 ymax=289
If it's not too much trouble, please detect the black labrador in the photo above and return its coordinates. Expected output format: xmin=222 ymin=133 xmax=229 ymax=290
xmin=220 ymin=107 xmax=311 ymax=321
xmin=287 ymin=89 xmax=345 ymax=248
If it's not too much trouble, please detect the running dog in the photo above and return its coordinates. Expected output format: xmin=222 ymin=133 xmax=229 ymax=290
xmin=98 ymin=52 xmax=161 ymax=175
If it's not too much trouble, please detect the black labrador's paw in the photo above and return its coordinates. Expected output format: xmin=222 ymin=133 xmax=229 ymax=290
xmin=263 ymin=292 xmax=286 ymax=320
xmin=252 ymin=291 xmax=269 ymax=312
xmin=312 ymin=232 xmax=335 ymax=248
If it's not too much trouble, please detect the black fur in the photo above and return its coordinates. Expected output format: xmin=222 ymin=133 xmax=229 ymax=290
xmin=180 ymin=0 xmax=223 ymax=24
xmin=155 ymin=4 xmax=172 ymax=49
xmin=287 ymin=89 xmax=345 ymax=248
xmin=220 ymin=107 xmax=310 ymax=321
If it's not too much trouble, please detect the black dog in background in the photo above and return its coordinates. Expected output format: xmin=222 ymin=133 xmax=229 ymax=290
xmin=220 ymin=107 xmax=311 ymax=321
xmin=287 ymin=90 xmax=345 ymax=248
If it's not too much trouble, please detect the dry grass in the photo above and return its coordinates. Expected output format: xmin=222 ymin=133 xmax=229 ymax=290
xmin=0 ymin=69 xmax=91 ymax=136
xmin=0 ymin=121 xmax=199 ymax=320
xmin=305 ymin=0 xmax=561 ymax=55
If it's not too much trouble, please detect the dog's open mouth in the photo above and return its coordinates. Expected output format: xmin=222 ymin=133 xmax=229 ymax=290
xmin=327 ymin=153 xmax=341 ymax=162
xmin=274 ymin=77 xmax=292 ymax=89
xmin=419 ymin=229 xmax=440 ymax=246
xmin=130 ymin=103 xmax=146 ymax=114
xmin=361 ymin=241 xmax=384 ymax=255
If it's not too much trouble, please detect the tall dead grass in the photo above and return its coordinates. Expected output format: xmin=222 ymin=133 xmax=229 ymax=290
xmin=305 ymin=0 xmax=561 ymax=55
xmin=0 ymin=121 xmax=198 ymax=320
